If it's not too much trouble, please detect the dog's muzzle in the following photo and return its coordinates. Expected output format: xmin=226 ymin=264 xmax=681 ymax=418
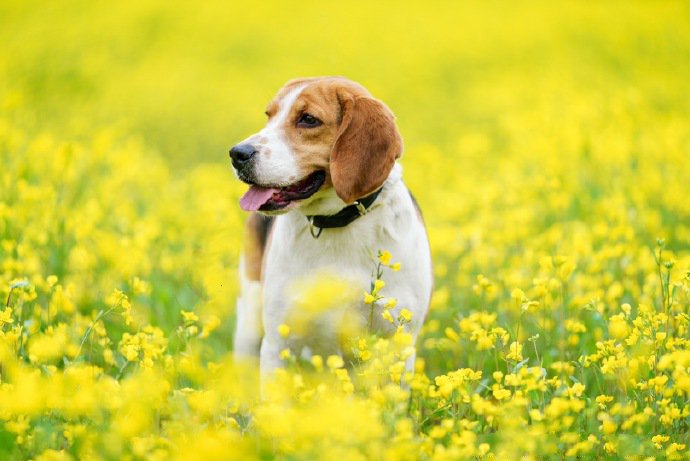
xmin=229 ymin=143 xmax=257 ymax=172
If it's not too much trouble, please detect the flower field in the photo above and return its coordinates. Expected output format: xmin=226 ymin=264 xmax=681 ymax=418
xmin=1 ymin=1 xmax=690 ymax=459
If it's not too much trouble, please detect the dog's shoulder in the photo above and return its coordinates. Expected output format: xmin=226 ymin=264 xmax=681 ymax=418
xmin=244 ymin=213 xmax=275 ymax=281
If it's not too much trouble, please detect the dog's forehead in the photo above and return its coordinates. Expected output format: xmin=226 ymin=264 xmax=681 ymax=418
xmin=266 ymin=80 xmax=318 ymax=115
xmin=265 ymin=83 xmax=306 ymax=118
xmin=266 ymin=77 xmax=371 ymax=115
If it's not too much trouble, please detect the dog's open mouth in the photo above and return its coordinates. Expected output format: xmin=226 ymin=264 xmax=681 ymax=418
xmin=239 ymin=171 xmax=326 ymax=212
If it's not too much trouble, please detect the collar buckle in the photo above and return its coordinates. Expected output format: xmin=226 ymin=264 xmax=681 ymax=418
xmin=308 ymin=217 xmax=323 ymax=239
xmin=353 ymin=201 xmax=368 ymax=216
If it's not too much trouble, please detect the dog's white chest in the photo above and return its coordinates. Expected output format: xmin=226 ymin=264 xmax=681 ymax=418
xmin=261 ymin=180 xmax=432 ymax=352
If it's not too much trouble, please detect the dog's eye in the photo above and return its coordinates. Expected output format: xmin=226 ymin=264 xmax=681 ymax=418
xmin=297 ymin=113 xmax=322 ymax=128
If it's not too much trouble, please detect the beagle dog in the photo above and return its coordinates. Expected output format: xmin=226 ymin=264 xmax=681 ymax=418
xmin=229 ymin=76 xmax=432 ymax=377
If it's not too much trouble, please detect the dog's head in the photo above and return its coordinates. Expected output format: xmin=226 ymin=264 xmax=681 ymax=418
xmin=229 ymin=77 xmax=403 ymax=215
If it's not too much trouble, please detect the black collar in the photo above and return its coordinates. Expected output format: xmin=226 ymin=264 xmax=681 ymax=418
xmin=306 ymin=187 xmax=383 ymax=238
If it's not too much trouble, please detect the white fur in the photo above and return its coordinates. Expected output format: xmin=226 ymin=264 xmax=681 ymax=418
xmin=240 ymin=164 xmax=433 ymax=376
xmin=238 ymin=84 xmax=307 ymax=186
xmin=233 ymin=256 xmax=263 ymax=357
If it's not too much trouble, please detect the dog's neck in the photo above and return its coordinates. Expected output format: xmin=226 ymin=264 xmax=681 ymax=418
xmin=297 ymin=163 xmax=402 ymax=217
xmin=304 ymin=187 xmax=383 ymax=238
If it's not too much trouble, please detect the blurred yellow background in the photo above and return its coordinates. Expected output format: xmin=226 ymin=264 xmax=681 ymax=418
xmin=3 ymin=0 xmax=687 ymax=165
xmin=2 ymin=1 xmax=690 ymax=459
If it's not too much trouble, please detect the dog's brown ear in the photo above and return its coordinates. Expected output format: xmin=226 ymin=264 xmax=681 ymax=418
xmin=330 ymin=90 xmax=403 ymax=204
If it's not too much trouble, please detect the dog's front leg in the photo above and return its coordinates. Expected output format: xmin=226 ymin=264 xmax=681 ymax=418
xmin=233 ymin=257 xmax=263 ymax=358
xmin=259 ymin=334 xmax=283 ymax=376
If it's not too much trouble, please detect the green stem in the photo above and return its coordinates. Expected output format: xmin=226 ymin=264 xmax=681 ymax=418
xmin=75 ymin=307 xmax=116 ymax=359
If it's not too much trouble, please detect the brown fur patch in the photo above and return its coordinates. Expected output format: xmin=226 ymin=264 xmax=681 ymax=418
xmin=279 ymin=79 xmax=351 ymax=176
xmin=266 ymin=77 xmax=403 ymax=203
xmin=330 ymin=92 xmax=403 ymax=203
xmin=243 ymin=213 xmax=274 ymax=281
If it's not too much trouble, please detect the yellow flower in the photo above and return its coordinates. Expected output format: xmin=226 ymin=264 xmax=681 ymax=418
xmin=568 ymin=382 xmax=585 ymax=397
xmin=558 ymin=260 xmax=576 ymax=280
xmin=393 ymin=327 xmax=413 ymax=346
xmin=595 ymin=394 xmax=614 ymax=409
xmin=604 ymin=442 xmax=617 ymax=454
xmin=667 ymin=443 xmax=686 ymax=456
xmin=122 ymin=343 xmax=139 ymax=362
xmin=277 ymin=324 xmax=290 ymax=338
xmin=311 ymin=355 xmax=323 ymax=371
xmin=492 ymin=386 xmax=511 ymax=400
xmin=652 ymin=435 xmax=670 ymax=449
xmin=378 ymin=250 xmax=392 ymax=266
xmin=444 ymin=327 xmax=459 ymax=342
xmin=384 ymin=297 xmax=397 ymax=309
xmin=342 ymin=381 xmax=354 ymax=394
xmin=279 ymin=348 xmax=291 ymax=360
xmin=478 ymin=443 xmax=490 ymax=455
xmin=429 ymin=426 xmax=446 ymax=439
xmin=398 ymin=308 xmax=412 ymax=323
xmin=608 ymin=315 xmax=629 ymax=340
xmin=382 ymin=310 xmax=394 ymax=323
xmin=601 ymin=419 xmax=617 ymax=435
xmin=326 ymin=355 xmax=344 ymax=369
xmin=199 ymin=315 xmax=221 ymax=338
xmin=0 ymin=307 xmax=13 ymax=326
xmin=511 ymin=288 xmax=526 ymax=302
xmin=364 ymin=292 xmax=375 ymax=304
xmin=373 ymin=279 xmax=385 ymax=292
xmin=539 ymin=256 xmax=554 ymax=271
xmin=181 ymin=310 xmax=198 ymax=323
xmin=505 ymin=341 xmax=523 ymax=361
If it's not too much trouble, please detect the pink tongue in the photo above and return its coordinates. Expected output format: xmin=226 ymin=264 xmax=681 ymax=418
xmin=240 ymin=186 xmax=279 ymax=211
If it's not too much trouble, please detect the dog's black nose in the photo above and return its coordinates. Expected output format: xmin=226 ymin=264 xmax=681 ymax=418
xmin=229 ymin=144 xmax=257 ymax=168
